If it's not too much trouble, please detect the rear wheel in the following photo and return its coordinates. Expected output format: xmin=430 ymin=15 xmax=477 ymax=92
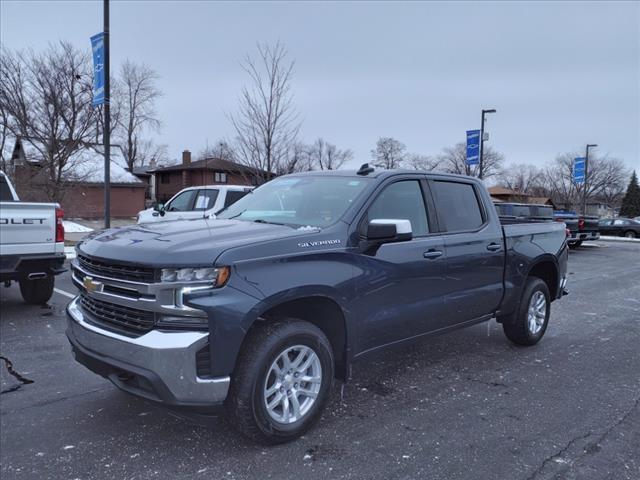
xmin=624 ymin=230 xmax=636 ymax=239
xmin=226 ymin=319 xmax=334 ymax=444
xmin=502 ymin=277 xmax=550 ymax=346
xmin=19 ymin=276 xmax=54 ymax=305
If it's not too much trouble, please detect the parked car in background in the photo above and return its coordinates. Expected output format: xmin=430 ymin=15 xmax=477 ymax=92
xmin=137 ymin=185 xmax=254 ymax=224
xmin=494 ymin=202 xmax=554 ymax=222
xmin=553 ymin=212 xmax=599 ymax=248
xmin=598 ymin=218 xmax=640 ymax=238
xmin=67 ymin=166 xmax=568 ymax=443
xmin=0 ymin=171 xmax=66 ymax=304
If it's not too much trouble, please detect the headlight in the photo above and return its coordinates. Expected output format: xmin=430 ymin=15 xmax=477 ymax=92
xmin=160 ymin=266 xmax=230 ymax=286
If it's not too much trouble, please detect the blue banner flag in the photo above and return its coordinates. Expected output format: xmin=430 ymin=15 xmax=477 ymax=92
xmin=573 ymin=157 xmax=586 ymax=184
xmin=90 ymin=33 xmax=105 ymax=106
xmin=466 ymin=130 xmax=480 ymax=165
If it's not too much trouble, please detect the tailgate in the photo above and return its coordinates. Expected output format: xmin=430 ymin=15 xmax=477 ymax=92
xmin=0 ymin=202 xmax=58 ymax=255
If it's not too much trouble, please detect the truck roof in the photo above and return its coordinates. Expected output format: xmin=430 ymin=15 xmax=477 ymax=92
xmin=287 ymin=167 xmax=479 ymax=183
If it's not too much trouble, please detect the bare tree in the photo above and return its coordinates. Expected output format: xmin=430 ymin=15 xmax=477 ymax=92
xmin=230 ymin=42 xmax=301 ymax=183
xmin=371 ymin=137 xmax=406 ymax=169
xmin=405 ymin=153 xmax=440 ymax=171
xmin=437 ymin=142 xmax=504 ymax=178
xmin=0 ymin=41 xmax=97 ymax=201
xmin=307 ymin=137 xmax=352 ymax=170
xmin=0 ymin=100 xmax=10 ymax=172
xmin=117 ymin=60 xmax=162 ymax=170
xmin=198 ymin=140 xmax=237 ymax=162
xmin=541 ymin=152 xmax=629 ymax=210
xmin=497 ymin=163 xmax=545 ymax=194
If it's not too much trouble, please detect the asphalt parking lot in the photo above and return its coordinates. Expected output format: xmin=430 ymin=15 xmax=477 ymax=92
xmin=1 ymin=242 xmax=639 ymax=480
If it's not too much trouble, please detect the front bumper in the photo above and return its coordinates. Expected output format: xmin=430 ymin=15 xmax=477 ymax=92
xmin=66 ymin=297 xmax=229 ymax=409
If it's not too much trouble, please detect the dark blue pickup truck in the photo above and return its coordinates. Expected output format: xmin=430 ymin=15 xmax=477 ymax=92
xmin=66 ymin=166 xmax=568 ymax=443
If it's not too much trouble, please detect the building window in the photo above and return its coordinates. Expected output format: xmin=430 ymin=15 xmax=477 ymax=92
xmin=214 ymin=172 xmax=227 ymax=183
xmin=161 ymin=173 xmax=170 ymax=184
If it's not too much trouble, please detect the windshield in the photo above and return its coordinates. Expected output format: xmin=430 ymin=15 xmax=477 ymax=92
xmin=217 ymin=176 xmax=372 ymax=228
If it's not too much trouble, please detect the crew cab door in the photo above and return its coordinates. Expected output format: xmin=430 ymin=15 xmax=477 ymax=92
xmin=429 ymin=179 xmax=504 ymax=323
xmin=353 ymin=177 xmax=449 ymax=354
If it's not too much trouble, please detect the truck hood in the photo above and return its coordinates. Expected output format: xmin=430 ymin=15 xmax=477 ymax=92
xmin=78 ymin=218 xmax=312 ymax=266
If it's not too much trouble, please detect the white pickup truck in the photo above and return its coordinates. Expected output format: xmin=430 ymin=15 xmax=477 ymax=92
xmin=0 ymin=171 xmax=66 ymax=304
xmin=136 ymin=185 xmax=254 ymax=224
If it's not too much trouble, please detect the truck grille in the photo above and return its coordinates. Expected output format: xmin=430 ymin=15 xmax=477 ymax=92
xmin=80 ymin=294 xmax=155 ymax=335
xmin=78 ymin=254 xmax=155 ymax=283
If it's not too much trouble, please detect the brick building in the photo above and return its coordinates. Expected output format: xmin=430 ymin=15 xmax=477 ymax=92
xmin=153 ymin=150 xmax=267 ymax=202
xmin=9 ymin=139 xmax=146 ymax=218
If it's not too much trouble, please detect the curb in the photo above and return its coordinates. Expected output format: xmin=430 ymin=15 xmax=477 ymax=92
xmin=598 ymin=236 xmax=640 ymax=243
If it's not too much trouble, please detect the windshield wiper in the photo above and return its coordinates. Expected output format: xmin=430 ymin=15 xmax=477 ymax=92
xmin=226 ymin=209 xmax=247 ymax=220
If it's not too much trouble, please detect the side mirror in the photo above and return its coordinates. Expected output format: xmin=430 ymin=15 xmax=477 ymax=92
xmin=366 ymin=219 xmax=412 ymax=243
xmin=153 ymin=202 xmax=164 ymax=212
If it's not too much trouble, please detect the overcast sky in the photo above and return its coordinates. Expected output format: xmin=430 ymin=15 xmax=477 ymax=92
xmin=2 ymin=0 xmax=639 ymax=171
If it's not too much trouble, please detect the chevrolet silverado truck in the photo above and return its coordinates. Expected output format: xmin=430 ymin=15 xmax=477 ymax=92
xmin=66 ymin=165 xmax=568 ymax=443
xmin=553 ymin=212 xmax=600 ymax=248
xmin=0 ymin=171 xmax=66 ymax=304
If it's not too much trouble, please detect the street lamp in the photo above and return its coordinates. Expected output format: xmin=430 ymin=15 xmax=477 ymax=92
xmin=479 ymin=109 xmax=496 ymax=180
xmin=582 ymin=143 xmax=598 ymax=215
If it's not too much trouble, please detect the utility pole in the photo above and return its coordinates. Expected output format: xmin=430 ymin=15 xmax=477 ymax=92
xmin=103 ymin=0 xmax=111 ymax=228
xmin=479 ymin=108 xmax=496 ymax=179
xmin=582 ymin=143 xmax=597 ymax=216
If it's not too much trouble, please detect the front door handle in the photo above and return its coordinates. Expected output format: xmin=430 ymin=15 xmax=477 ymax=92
xmin=423 ymin=249 xmax=443 ymax=259
xmin=486 ymin=243 xmax=502 ymax=252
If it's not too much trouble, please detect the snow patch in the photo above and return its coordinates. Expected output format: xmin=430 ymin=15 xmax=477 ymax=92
xmin=63 ymin=220 xmax=94 ymax=233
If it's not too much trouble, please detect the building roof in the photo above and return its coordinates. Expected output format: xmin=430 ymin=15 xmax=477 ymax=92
xmin=488 ymin=186 xmax=531 ymax=196
xmin=11 ymin=138 xmax=142 ymax=185
xmin=153 ymin=157 xmax=268 ymax=176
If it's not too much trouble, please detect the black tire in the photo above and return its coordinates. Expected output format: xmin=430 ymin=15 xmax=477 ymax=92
xmin=624 ymin=231 xmax=636 ymax=239
xmin=226 ymin=319 xmax=334 ymax=444
xmin=568 ymin=240 xmax=582 ymax=249
xmin=502 ymin=277 xmax=550 ymax=346
xmin=19 ymin=276 xmax=54 ymax=305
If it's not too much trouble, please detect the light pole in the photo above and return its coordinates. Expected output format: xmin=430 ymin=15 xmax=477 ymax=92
xmin=479 ymin=108 xmax=496 ymax=180
xmin=582 ymin=143 xmax=597 ymax=215
xmin=103 ymin=0 xmax=111 ymax=228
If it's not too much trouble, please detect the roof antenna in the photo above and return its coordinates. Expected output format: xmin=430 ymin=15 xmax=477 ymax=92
xmin=357 ymin=163 xmax=374 ymax=176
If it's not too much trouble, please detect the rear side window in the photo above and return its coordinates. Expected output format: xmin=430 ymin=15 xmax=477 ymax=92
xmin=366 ymin=180 xmax=429 ymax=236
xmin=432 ymin=181 xmax=484 ymax=232
xmin=0 ymin=177 xmax=14 ymax=201
xmin=224 ymin=190 xmax=249 ymax=208
xmin=194 ymin=189 xmax=219 ymax=210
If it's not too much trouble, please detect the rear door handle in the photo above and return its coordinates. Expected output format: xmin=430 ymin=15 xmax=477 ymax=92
xmin=486 ymin=243 xmax=502 ymax=252
xmin=423 ymin=249 xmax=443 ymax=259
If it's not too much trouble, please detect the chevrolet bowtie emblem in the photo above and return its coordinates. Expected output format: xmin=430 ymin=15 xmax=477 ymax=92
xmin=83 ymin=276 xmax=103 ymax=293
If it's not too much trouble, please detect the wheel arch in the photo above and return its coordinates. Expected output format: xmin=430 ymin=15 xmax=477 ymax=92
xmin=239 ymin=290 xmax=352 ymax=381
xmin=526 ymin=255 xmax=559 ymax=300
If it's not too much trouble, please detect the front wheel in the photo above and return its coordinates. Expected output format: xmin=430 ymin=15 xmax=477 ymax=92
xmin=226 ymin=319 xmax=334 ymax=444
xmin=568 ymin=240 xmax=582 ymax=249
xmin=19 ymin=276 xmax=54 ymax=305
xmin=502 ymin=277 xmax=550 ymax=346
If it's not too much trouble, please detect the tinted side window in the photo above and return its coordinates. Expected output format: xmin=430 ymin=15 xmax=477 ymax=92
xmin=432 ymin=181 xmax=484 ymax=232
xmin=367 ymin=180 xmax=429 ymax=236
xmin=224 ymin=190 xmax=249 ymax=208
xmin=166 ymin=190 xmax=196 ymax=211
xmin=0 ymin=177 xmax=15 ymax=201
